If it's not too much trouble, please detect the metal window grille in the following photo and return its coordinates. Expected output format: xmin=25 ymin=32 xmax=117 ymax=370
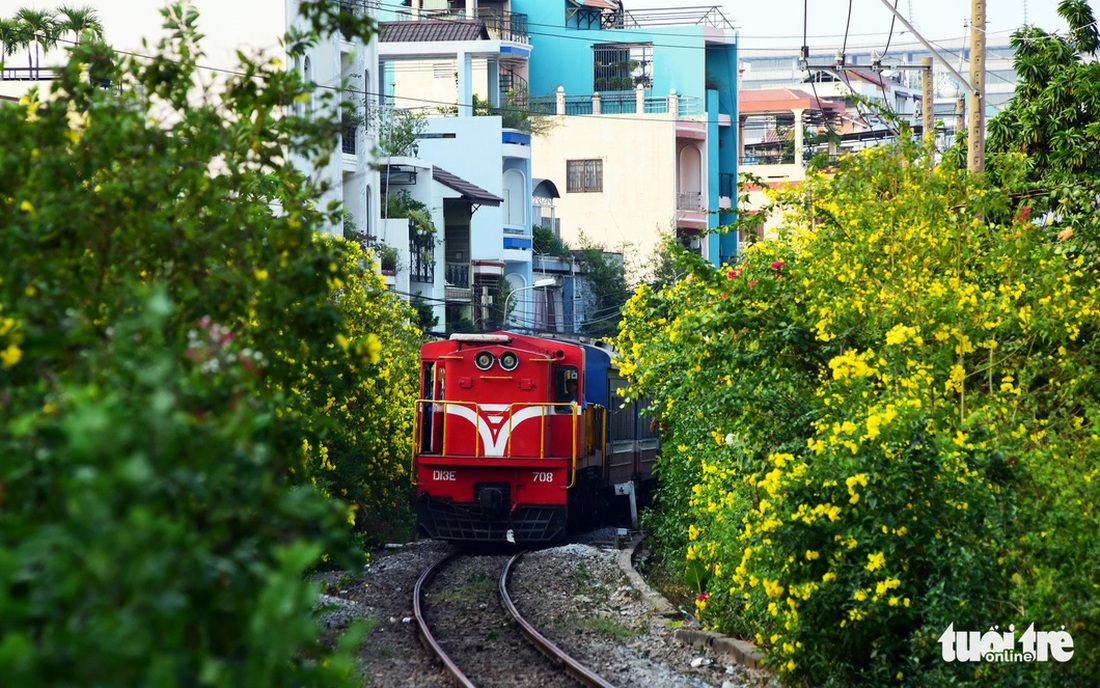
xmin=342 ymin=117 xmax=357 ymax=154
xmin=566 ymin=159 xmax=602 ymax=193
xmin=593 ymin=43 xmax=652 ymax=93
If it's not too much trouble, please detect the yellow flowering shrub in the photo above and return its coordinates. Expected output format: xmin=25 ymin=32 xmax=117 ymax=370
xmin=618 ymin=138 xmax=1100 ymax=686
xmin=301 ymin=239 xmax=421 ymax=543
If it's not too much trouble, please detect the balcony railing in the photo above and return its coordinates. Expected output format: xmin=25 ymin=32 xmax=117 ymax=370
xmin=409 ymin=224 xmax=434 ymax=283
xmin=741 ymin=153 xmax=796 ymax=165
xmin=530 ymin=90 xmax=703 ymax=118
xmin=445 ymin=262 xmax=470 ymax=288
xmin=0 ymin=66 xmax=60 ymax=81
xmin=677 ymin=191 xmax=703 ymax=211
xmin=390 ymin=8 xmax=529 ymax=43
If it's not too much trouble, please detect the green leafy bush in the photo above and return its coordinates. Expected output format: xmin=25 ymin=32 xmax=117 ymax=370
xmin=0 ymin=2 xmax=398 ymax=685
xmin=618 ymin=138 xmax=1100 ymax=687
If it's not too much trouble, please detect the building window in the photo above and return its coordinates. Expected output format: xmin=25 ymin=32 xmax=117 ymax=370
xmin=593 ymin=42 xmax=652 ymax=92
xmin=566 ymin=159 xmax=603 ymax=193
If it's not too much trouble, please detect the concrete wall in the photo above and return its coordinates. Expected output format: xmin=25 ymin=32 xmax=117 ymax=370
xmin=531 ymin=112 xmax=677 ymax=274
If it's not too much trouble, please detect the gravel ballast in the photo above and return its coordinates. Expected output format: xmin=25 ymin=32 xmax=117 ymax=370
xmin=319 ymin=532 xmax=780 ymax=688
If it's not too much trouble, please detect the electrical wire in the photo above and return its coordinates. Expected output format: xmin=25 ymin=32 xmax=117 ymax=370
xmin=841 ymin=0 xmax=854 ymax=60
xmin=881 ymin=0 xmax=900 ymax=59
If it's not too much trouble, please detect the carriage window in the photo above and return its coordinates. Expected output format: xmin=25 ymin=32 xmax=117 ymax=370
xmin=554 ymin=366 xmax=579 ymax=409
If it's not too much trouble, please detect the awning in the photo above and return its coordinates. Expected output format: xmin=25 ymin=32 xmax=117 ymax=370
xmin=532 ymin=178 xmax=560 ymax=199
xmin=379 ymin=19 xmax=490 ymax=43
xmin=432 ymin=166 xmax=503 ymax=207
xmin=568 ymin=0 xmax=621 ymax=10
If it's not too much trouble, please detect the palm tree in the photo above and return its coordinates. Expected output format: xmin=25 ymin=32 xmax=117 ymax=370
xmin=15 ymin=7 xmax=57 ymax=79
xmin=56 ymin=4 xmax=104 ymax=45
xmin=0 ymin=18 xmax=21 ymax=69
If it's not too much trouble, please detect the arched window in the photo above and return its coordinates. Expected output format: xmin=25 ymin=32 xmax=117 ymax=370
xmin=678 ymin=146 xmax=703 ymax=211
xmin=502 ymin=169 xmax=526 ymax=226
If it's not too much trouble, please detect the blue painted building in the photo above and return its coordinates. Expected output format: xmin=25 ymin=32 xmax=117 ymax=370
xmin=377 ymin=3 xmax=540 ymax=330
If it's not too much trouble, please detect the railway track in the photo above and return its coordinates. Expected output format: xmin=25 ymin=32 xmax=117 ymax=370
xmin=414 ymin=551 xmax=618 ymax=688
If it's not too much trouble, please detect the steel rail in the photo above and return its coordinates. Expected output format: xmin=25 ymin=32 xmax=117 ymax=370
xmin=499 ymin=552 xmax=619 ymax=688
xmin=413 ymin=552 xmax=477 ymax=688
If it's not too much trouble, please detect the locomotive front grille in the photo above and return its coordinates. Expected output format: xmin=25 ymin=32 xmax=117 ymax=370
xmin=417 ymin=493 xmax=566 ymax=543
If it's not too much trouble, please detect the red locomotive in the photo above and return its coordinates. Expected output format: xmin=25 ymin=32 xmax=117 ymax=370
xmin=413 ymin=332 xmax=657 ymax=544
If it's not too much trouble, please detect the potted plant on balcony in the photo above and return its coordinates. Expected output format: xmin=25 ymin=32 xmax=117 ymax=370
xmin=384 ymin=189 xmax=436 ymax=235
xmin=378 ymin=245 xmax=399 ymax=274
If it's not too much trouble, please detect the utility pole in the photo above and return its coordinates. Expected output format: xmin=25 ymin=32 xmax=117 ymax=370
xmin=967 ymin=0 xmax=986 ymax=172
xmin=921 ymin=56 xmax=934 ymax=146
xmin=875 ymin=0 xmax=985 ymax=170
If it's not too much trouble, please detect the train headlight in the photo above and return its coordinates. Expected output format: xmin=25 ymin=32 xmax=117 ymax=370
xmin=499 ymin=351 xmax=519 ymax=371
xmin=474 ymin=351 xmax=496 ymax=371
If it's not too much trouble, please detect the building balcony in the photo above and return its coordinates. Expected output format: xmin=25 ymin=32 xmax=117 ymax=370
xmin=389 ymin=7 xmax=529 ymax=43
xmin=676 ymin=190 xmax=708 ymax=233
xmin=530 ymin=88 xmax=703 ymax=118
xmin=677 ymin=191 xmax=702 ymax=211
xmin=446 ymin=261 xmax=470 ymax=288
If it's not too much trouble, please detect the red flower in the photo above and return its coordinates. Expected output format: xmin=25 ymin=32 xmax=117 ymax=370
xmin=770 ymin=261 xmax=785 ymax=269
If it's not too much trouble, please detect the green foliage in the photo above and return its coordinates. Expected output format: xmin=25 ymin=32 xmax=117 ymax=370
xmin=314 ymin=240 xmax=421 ymax=547
xmin=376 ymin=105 xmax=426 ymax=158
xmin=618 ymin=137 xmax=1100 ymax=686
xmin=575 ymin=233 xmax=630 ymax=338
xmin=492 ymin=275 xmax=514 ymax=331
xmin=533 ymin=225 xmax=571 ymax=258
xmin=411 ymin=293 xmax=439 ymax=333
xmin=384 ymin=189 xmax=436 ymax=235
xmin=0 ymin=295 xmax=362 ymax=687
xmin=0 ymin=2 xmax=408 ymax=685
xmin=984 ymin=1 xmax=1100 ymax=280
xmin=987 ymin=1 xmax=1100 ymax=178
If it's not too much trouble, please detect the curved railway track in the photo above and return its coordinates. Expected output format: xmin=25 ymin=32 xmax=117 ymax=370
xmin=414 ymin=551 xmax=618 ymax=688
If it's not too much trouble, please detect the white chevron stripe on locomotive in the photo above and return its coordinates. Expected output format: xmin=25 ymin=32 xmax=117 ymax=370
xmin=444 ymin=404 xmax=553 ymax=457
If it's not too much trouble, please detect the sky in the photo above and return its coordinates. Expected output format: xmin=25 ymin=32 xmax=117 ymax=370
xmin=0 ymin=0 xmax=1084 ymax=68
xmin=638 ymin=0 xmax=1077 ymax=55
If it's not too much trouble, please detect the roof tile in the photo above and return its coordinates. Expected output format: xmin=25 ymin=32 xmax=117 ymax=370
xmin=380 ymin=19 xmax=490 ymax=43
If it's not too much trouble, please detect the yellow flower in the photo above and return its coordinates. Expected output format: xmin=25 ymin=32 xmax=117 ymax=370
xmin=865 ymin=551 xmax=886 ymax=572
xmin=365 ymin=333 xmax=382 ymax=364
xmin=20 ymin=200 xmax=34 ymax=213
xmin=1 ymin=343 xmax=22 ymax=368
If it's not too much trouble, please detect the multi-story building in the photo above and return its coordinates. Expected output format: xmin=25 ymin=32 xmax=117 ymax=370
xmin=734 ymin=39 xmax=1021 ymax=245
xmin=286 ymin=0 xmax=381 ymax=244
xmin=377 ymin=2 xmax=539 ymax=331
xmin=739 ymin=39 xmax=1023 ymax=152
xmin=513 ymin=1 xmax=740 ymax=272
xmin=0 ymin=2 xmax=380 ymax=245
